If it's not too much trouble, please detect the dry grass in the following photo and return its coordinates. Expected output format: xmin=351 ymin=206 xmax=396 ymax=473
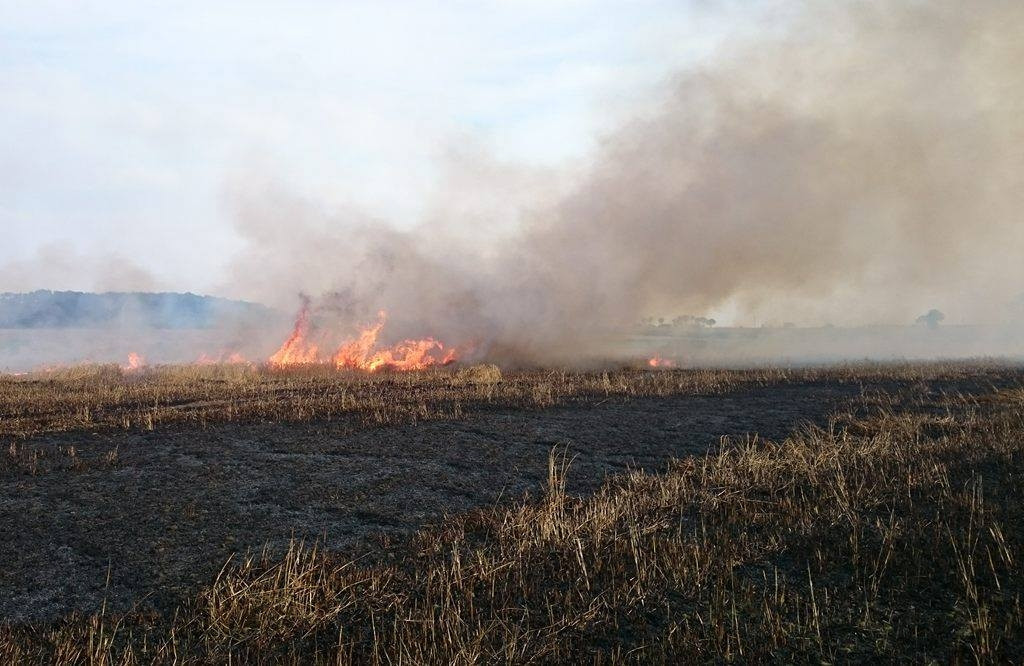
xmin=2 ymin=377 xmax=1022 ymax=663
xmin=452 ymin=362 xmax=503 ymax=386
xmin=0 ymin=359 xmax=1017 ymax=439
xmin=0 ymin=362 xmax=752 ymax=439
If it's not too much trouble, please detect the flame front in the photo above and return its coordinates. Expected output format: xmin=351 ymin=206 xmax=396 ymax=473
xmin=648 ymin=356 xmax=676 ymax=368
xmin=269 ymin=306 xmax=456 ymax=372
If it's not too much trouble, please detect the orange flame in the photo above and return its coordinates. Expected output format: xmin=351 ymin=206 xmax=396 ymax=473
xmin=196 ymin=352 xmax=249 ymax=365
xmin=124 ymin=352 xmax=145 ymax=371
xmin=332 ymin=311 xmax=451 ymax=371
xmin=269 ymin=299 xmax=320 ymax=366
xmin=647 ymin=356 xmax=676 ymax=368
xmin=268 ymin=305 xmax=456 ymax=372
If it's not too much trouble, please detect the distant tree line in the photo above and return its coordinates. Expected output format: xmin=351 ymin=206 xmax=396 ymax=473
xmin=639 ymin=314 xmax=717 ymax=334
xmin=0 ymin=290 xmax=270 ymax=329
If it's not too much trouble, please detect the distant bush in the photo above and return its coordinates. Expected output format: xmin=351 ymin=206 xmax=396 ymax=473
xmin=915 ymin=309 xmax=945 ymax=329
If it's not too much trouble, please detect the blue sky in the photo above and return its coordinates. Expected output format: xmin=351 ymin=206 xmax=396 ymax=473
xmin=0 ymin=1 xmax=750 ymax=294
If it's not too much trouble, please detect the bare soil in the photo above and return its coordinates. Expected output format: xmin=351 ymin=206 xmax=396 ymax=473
xmin=0 ymin=374 xmax=1011 ymax=623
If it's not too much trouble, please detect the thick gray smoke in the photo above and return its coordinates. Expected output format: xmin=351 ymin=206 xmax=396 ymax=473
xmin=227 ymin=0 xmax=1024 ymax=364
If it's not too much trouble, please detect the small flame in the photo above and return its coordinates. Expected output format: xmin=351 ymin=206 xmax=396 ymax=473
xmin=124 ymin=352 xmax=145 ymax=371
xmin=647 ymin=356 xmax=676 ymax=368
xmin=196 ymin=352 xmax=249 ymax=365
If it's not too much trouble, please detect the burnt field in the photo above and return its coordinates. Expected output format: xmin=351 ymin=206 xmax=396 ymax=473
xmin=1 ymin=361 xmax=1023 ymax=663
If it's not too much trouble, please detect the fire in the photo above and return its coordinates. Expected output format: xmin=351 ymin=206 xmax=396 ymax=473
xmin=647 ymin=356 xmax=676 ymax=368
xmin=268 ymin=299 xmax=320 ymax=366
xmin=268 ymin=305 xmax=457 ymax=372
xmin=196 ymin=352 xmax=249 ymax=365
xmin=332 ymin=311 xmax=449 ymax=371
xmin=124 ymin=352 xmax=145 ymax=371
xmin=332 ymin=312 xmax=387 ymax=369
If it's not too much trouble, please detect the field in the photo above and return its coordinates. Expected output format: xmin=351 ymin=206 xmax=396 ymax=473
xmin=1 ymin=361 xmax=1022 ymax=662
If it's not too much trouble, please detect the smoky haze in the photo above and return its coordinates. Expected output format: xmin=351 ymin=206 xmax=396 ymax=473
xmin=0 ymin=243 xmax=163 ymax=294
xmin=223 ymin=0 xmax=1023 ymax=364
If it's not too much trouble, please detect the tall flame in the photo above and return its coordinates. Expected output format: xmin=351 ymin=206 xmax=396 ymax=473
xmin=268 ymin=298 xmax=319 ymax=366
xmin=268 ymin=304 xmax=456 ymax=372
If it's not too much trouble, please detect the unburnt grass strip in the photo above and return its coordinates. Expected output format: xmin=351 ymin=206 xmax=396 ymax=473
xmin=0 ymin=360 xmax=1019 ymax=439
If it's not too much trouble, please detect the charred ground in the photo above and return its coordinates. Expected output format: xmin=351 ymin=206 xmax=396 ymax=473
xmin=1 ymin=362 xmax=1022 ymax=662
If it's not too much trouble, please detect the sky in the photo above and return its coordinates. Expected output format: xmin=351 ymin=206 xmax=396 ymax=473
xmin=0 ymin=1 xmax=749 ymax=295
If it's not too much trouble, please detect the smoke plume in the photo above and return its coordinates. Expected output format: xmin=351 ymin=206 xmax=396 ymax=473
xmin=227 ymin=0 xmax=1024 ymax=364
xmin=0 ymin=242 xmax=162 ymax=294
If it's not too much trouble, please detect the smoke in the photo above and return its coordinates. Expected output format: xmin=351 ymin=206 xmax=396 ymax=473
xmin=226 ymin=0 xmax=1024 ymax=364
xmin=0 ymin=242 xmax=163 ymax=294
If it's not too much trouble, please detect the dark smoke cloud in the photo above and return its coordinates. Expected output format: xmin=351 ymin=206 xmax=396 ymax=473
xmin=226 ymin=0 xmax=1024 ymax=364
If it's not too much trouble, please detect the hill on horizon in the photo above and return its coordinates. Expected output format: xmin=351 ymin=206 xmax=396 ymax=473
xmin=0 ymin=290 xmax=272 ymax=329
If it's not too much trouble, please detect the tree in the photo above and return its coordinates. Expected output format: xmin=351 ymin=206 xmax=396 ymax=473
xmin=915 ymin=309 xmax=945 ymax=330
